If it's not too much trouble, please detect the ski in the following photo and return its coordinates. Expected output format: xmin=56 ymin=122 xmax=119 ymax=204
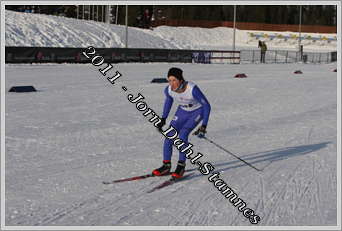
xmin=147 ymin=173 xmax=195 ymax=193
xmin=102 ymin=173 xmax=170 ymax=185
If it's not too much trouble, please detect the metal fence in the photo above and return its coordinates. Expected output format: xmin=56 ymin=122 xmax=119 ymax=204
xmin=240 ymin=50 xmax=337 ymax=64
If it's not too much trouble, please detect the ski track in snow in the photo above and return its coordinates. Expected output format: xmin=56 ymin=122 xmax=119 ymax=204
xmin=5 ymin=63 xmax=337 ymax=226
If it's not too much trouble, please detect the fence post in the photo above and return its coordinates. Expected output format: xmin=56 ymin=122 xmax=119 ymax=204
xmin=319 ymin=53 xmax=322 ymax=63
xmin=285 ymin=51 xmax=288 ymax=63
xmin=252 ymin=50 xmax=255 ymax=64
xmin=274 ymin=50 xmax=277 ymax=63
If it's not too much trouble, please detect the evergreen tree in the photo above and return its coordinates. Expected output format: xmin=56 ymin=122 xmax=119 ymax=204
xmin=5 ymin=5 xmax=337 ymax=26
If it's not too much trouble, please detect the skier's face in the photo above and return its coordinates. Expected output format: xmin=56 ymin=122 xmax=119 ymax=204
xmin=168 ymin=76 xmax=182 ymax=91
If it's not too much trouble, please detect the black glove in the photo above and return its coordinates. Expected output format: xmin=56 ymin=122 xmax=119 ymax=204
xmin=193 ymin=125 xmax=207 ymax=138
xmin=157 ymin=118 xmax=166 ymax=132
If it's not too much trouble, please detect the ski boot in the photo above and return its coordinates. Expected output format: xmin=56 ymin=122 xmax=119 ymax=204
xmin=152 ymin=160 xmax=171 ymax=176
xmin=171 ymin=161 xmax=186 ymax=179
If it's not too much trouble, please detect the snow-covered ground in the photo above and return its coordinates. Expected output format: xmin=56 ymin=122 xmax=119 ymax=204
xmin=5 ymin=62 xmax=337 ymax=226
xmin=3 ymin=8 xmax=339 ymax=228
xmin=5 ymin=10 xmax=337 ymax=52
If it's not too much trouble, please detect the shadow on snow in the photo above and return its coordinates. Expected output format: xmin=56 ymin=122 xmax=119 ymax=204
xmin=186 ymin=142 xmax=331 ymax=178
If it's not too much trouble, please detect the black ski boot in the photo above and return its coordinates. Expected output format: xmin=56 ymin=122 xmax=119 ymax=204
xmin=152 ymin=160 xmax=171 ymax=176
xmin=171 ymin=161 xmax=186 ymax=179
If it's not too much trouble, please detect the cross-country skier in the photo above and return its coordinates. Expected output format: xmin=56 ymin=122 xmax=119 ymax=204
xmin=153 ymin=67 xmax=211 ymax=179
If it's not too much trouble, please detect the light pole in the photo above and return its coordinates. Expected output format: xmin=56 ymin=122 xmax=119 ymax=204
xmin=116 ymin=5 xmax=119 ymax=24
xmin=233 ymin=5 xmax=236 ymax=52
xmin=125 ymin=5 xmax=128 ymax=48
xmin=232 ymin=5 xmax=237 ymax=63
xmin=102 ymin=6 xmax=104 ymax=22
xmin=298 ymin=5 xmax=302 ymax=54
xmin=93 ymin=5 xmax=95 ymax=20
xmin=76 ymin=5 xmax=79 ymax=19
xmin=106 ymin=5 xmax=112 ymax=24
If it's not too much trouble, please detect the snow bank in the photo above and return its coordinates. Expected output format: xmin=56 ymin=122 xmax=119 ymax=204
xmin=5 ymin=10 xmax=337 ymax=51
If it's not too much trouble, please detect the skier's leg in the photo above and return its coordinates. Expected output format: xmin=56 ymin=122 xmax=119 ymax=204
xmin=155 ymin=109 xmax=186 ymax=176
xmin=178 ymin=128 xmax=192 ymax=162
xmin=171 ymin=109 xmax=203 ymax=178
xmin=163 ymin=108 xmax=187 ymax=161
xmin=178 ymin=108 xmax=203 ymax=162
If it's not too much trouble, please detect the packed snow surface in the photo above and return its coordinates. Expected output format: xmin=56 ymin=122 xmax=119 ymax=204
xmin=5 ymin=10 xmax=337 ymax=52
xmin=5 ymin=62 xmax=337 ymax=226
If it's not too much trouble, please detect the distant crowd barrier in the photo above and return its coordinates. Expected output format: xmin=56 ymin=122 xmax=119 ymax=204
xmin=5 ymin=47 xmax=240 ymax=64
xmin=240 ymin=49 xmax=337 ymax=64
xmin=5 ymin=47 xmax=192 ymax=63
xmin=248 ymin=32 xmax=337 ymax=44
xmin=193 ymin=51 xmax=240 ymax=64
xmin=5 ymin=47 xmax=334 ymax=64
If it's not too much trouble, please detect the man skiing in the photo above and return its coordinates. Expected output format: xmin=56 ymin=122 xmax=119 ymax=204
xmin=153 ymin=67 xmax=211 ymax=179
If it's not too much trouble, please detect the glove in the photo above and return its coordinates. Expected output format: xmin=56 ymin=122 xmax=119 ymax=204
xmin=193 ymin=125 xmax=207 ymax=138
xmin=157 ymin=118 xmax=166 ymax=132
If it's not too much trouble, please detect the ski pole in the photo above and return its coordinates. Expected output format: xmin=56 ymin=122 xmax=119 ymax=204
xmin=202 ymin=136 xmax=262 ymax=172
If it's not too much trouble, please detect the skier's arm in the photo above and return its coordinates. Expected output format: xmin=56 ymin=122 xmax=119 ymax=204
xmin=162 ymin=87 xmax=173 ymax=119
xmin=192 ymin=86 xmax=211 ymax=126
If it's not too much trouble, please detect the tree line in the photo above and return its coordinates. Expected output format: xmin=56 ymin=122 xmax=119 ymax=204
xmin=154 ymin=5 xmax=337 ymax=26
xmin=5 ymin=5 xmax=337 ymax=26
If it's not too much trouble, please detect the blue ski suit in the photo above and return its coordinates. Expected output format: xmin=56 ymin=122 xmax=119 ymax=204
xmin=161 ymin=81 xmax=211 ymax=162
